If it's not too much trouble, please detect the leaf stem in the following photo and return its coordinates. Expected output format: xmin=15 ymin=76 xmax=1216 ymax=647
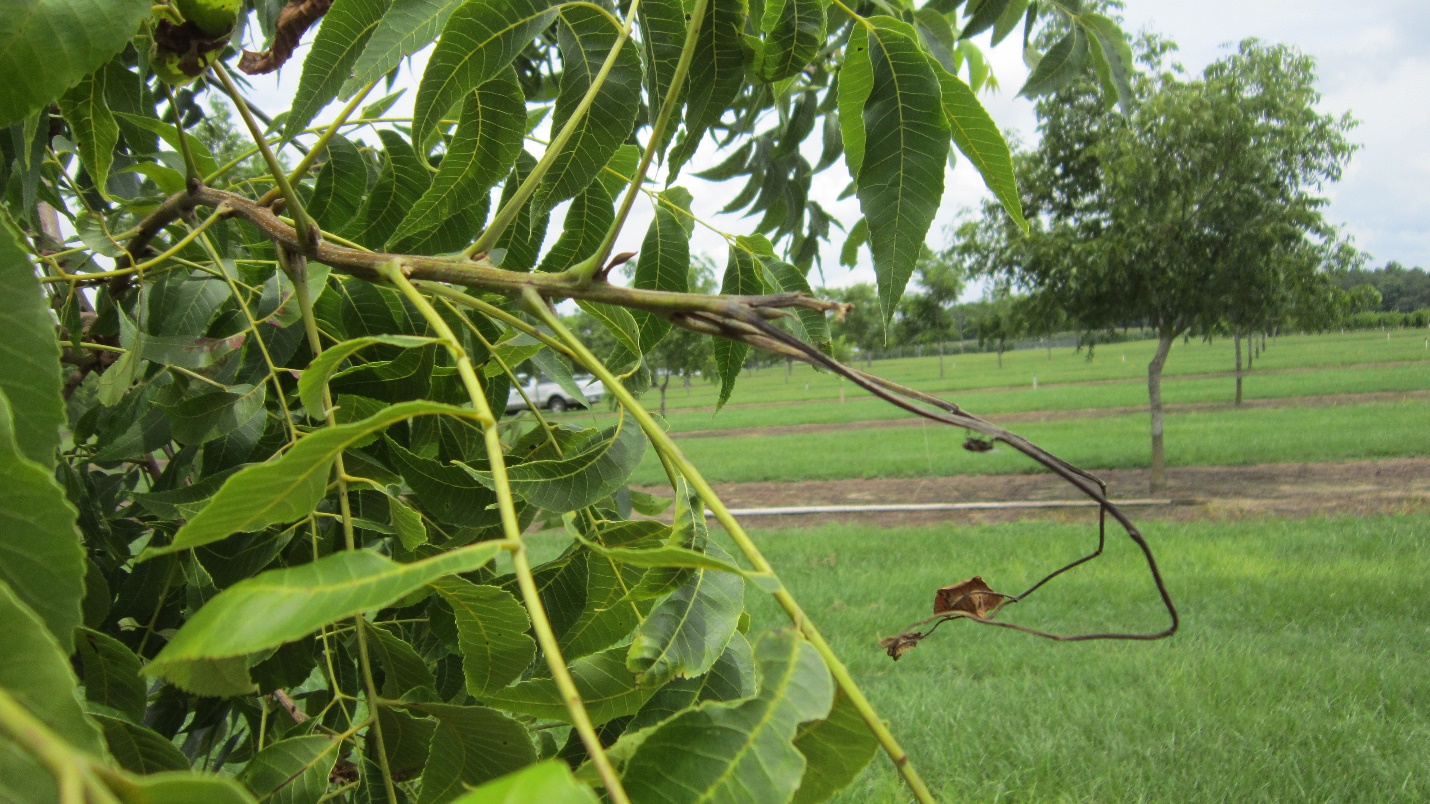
xmin=259 ymin=81 xmax=379 ymax=208
xmin=377 ymin=263 xmax=632 ymax=804
xmin=466 ymin=0 xmax=641 ymax=259
xmin=579 ymin=0 xmax=710 ymax=283
xmin=211 ymin=61 xmax=315 ymax=252
xmin=38 ymin=207 xmax=226 ymax=284
xmin=524 ymin=288 xmax=936 ymax=804
xmin=0 ymin=689 xmax=119 ymax=804
xmin=286 ymin=248 xmax=398 ymax=802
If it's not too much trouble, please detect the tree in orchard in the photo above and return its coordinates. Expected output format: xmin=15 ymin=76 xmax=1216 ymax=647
xmin=0 ymin=1 xmax=1175 ymax=802
xmin=964 ymin=36 xmax=1356 ymax=491
xmin=646 ymin=258 xmax=718 ymax=416
xmin=896 ymin=250 xmax=965 ymax=376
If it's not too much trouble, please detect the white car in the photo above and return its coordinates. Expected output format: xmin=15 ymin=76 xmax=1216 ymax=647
xmin=505 ymin=374 xmax=606 ymax=413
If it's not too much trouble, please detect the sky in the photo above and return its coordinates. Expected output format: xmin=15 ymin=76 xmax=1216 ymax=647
xmin=246 ymin=0 xmax=1429 ymax=296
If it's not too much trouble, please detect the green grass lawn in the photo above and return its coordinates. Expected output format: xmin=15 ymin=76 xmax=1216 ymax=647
xmin=737 ymin=515 xmax=1430 ymax=801
xmin=627 ymin=399 xmax=1430 ymax=485
xmin=630 ymin=329 xmax=1430 ymax=413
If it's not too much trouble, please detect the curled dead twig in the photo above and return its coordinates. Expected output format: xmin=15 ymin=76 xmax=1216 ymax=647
xmin=239 ymin=0 xmax=334 ymax=75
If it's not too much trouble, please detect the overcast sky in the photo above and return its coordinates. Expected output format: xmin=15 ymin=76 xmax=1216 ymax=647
xmin=247 ymin=0 xmax=1428 ymax=293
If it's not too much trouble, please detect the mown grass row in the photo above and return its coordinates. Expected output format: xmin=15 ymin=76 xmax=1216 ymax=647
xmin=635 ymin=361 xmax=1430 ymax=434
xmin=627 ymin=329 xmax=1430 ymax=412
xmin=626 ymin=400 xmax=1430 ymax=485
xmin=737 ymin=515 xmax=1430 ymax=801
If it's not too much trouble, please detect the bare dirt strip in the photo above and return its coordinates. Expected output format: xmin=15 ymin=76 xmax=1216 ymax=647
xmin=640 ymin=458 xmax=1430 ymax=528
xmin=671 ymin=389 xmax=1430 ymax=440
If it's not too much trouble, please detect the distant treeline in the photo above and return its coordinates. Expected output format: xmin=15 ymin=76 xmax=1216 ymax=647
xmin=1334 ymin=262 xmax=1430 ymax=313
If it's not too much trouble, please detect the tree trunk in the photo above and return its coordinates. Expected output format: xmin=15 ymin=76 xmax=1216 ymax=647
xmin=659 ymin=374 xmax=670 ymax=417
xmin=938 ymin=341 xmax=945 ymax=378
xmin=1148 ymin=332 xmax=1175 ymax=493
xmin=1234 ymin=332 xmax=1244 ymax=405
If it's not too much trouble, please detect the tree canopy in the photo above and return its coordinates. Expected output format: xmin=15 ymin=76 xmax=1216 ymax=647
xmin=955 ymin=35 xmax=1357 ymax=488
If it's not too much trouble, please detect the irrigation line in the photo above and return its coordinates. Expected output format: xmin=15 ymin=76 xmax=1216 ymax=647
xmin=708 ymin=498 xmax=1199 ymax=517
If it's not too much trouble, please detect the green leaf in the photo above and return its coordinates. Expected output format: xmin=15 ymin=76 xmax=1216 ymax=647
xmin=342 ymin=129 xmax=431 ymax=248
xmin=432 ymin=577 xmax=536 ymax=696
xmin=536 ymin=179 xmax=615 ymax=273
xmin=0 ymin=581 xmax=107 ymax=758
xmin=236 ymin=736 xmax=339 ymax=804
xmin=387 ymin=436 xmax=502 ymax=528
xmin=623 ymin=631 xmax=755 ymax=733
xmin=713 ymin=243 xmax=767 ymax=408
xmin=630 ymin=204 xmax=691 ymax=352
xmin=391 ymin=68 xmax=526 ymax=250
xmin=575 ymin=300 xmax=642 ymax=360
xmin=990 ymin=0 xmax=1029 ymax=46
xmin=299 ymin=335 xmax=441 ymax=416
xmin=307 ymin=135 xmax=368 ymax=231
xmin=533 ymin=4 xmax=643 ymax=212
xmin=960 ymin=0 xmax=1010 ymax=41
xmin=288 ymin=0 xmax=392 ymax=137
xmin=1080 ymin=13 xmax=1135 ymax=110
xmin=0 ymin=221 xmax=64 ymax=466
xmin=0 ymin=391 xmax=85 ymax=652
xmin=485 ymin=646 xmax=655 ymax=725
xmin=146 ymin=545 xmax=501 ymax=696
xmin=930 ymin=59 xmax=1028 ymax=233
xmin=840 ymin=216 xmax=868 ymax=268
xmin=413 ymin=704 xmax=537 ymax=803
xmin=450 ymin=760 xmax=599 ymax=803
xmin=857 ymin=18 xmax=951 ymax=323
xmin=102 ymin=770 xmax=257 ymax=803
xmin=757 ymin=0 xmax=824 ymax=82
xmin=620 ymin=478 xmax=706 ymax=603
xmin=460 ymin=413 xmax=646 ymax=512
xmin=484 ymin=331 xmax=544 ymax=377
xmin=152 ymin=400 xmax=477 ymax=557
xmin=344 ymin=0 xmax=464 ymax=97
xmin=556 ymin=550 xmax=645 ymax=661
xmin=638 ymin=0 xmax=687 ymax=157
xmin=667 ymin=0 xmax=749 ymax=177
xmin=837 ymin=25 xmax=872 ymax=183
xmin=390 ymin=495 xmax=428 ymax=550
xmin=77 ymin=628 xmax=147 ymax=722
xmin=414 ymin=0 xmax=559 ymax=150
xmin=626 ymin=540 xmax=744 ymax=688
xmin=790 ymin=689 xmax=880 ymax=804
xmin=59 ymin=70 xmax=118 ymax=197
xmin=161 ymin=383 xmax=267 ymax=446
xmin=492 ymin=151 xmax=552 ymax=271
xmin=0 ymin=0 xmax=149 ymax=127
xmin=112 ymin=113 xmax=219 ymax=177
xmin=93 ymin=716 xmax=192 ymax=774
xmin=618 ymin=630 xmax=834 ymax=803
xmin=747 ymin=235 xmax=830 ymax=349
xmin=369 ymin=625 xmax=439 ymax=698
xmin=1018 ymin=25 xmax=1090 ymax=98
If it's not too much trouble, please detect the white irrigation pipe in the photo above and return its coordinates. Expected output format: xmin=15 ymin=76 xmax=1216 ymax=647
xmin=707 ymin=499 xmax=1197 ymax=518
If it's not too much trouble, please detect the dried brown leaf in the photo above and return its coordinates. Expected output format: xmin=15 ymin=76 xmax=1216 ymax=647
xmin=933 ymin=576 xmax=999 ymax=618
